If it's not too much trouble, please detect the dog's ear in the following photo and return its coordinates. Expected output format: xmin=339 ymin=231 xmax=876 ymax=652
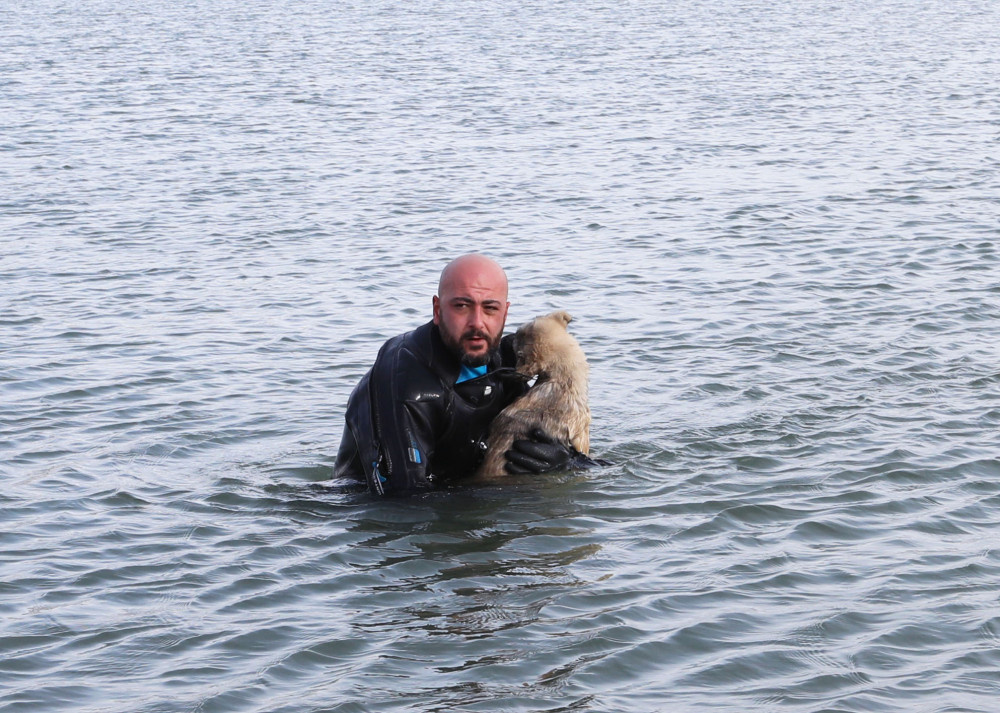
xmin=549 ymin=310 xmax=573 ymax=327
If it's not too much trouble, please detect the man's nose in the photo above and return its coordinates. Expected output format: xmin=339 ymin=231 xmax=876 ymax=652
xmin=467 ymin=305 xmax=486 ymax=329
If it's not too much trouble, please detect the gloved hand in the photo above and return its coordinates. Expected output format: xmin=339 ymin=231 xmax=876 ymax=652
xmin=505 ymin=428 xmax=586 ymax=474
xmin=491 ymin=367 xmax=532 ymax=400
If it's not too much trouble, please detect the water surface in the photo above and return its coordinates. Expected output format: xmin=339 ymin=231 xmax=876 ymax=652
xmin=3 ymin=1 xmax=1000 ymax=711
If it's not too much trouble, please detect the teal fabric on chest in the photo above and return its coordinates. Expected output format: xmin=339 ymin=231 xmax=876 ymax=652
xmin=456 ymin=364 xmax=488 ymax=383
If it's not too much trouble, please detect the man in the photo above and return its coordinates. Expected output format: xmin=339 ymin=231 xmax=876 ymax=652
xmin=335 ymin=254 xmax=583 ymax=495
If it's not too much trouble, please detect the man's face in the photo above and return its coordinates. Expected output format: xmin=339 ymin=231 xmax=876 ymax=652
xmin=433 ymin=266 xmax=509 ymax=367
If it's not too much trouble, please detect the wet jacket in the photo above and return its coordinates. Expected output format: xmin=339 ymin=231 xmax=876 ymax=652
xmin=335 ymin=321 xmax=526 ymax=495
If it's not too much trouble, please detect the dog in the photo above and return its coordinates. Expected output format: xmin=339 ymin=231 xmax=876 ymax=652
xmin=475 ymin=310 xmax=590 ymax=480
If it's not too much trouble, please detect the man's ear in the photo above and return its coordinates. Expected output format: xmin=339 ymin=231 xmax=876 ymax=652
xmin=432 ymin=295 xmax=441 ymax=324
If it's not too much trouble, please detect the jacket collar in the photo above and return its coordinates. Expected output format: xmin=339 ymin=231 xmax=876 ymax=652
xmin=416 ymin=321 xmax=503 ymax=383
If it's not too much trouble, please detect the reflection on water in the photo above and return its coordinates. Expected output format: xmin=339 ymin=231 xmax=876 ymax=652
xmin=3 ymin=0 xmax=1000 ymax=711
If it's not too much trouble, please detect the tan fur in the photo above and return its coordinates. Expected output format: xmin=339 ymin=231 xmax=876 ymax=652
xmin=475 ymin=310 xmax=590 ymax=480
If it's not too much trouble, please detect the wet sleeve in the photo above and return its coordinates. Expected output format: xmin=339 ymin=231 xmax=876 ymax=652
xmin=368 ymin=343 xmax=441 ymax=495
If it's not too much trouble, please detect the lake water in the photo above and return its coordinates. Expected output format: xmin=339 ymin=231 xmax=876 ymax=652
xmin=3 ymin=0 xmax=1000 ymax=711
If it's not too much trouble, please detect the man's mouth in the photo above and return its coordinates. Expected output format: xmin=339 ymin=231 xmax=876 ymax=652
xmin=463 ymin=332 xmax=489 ymax=350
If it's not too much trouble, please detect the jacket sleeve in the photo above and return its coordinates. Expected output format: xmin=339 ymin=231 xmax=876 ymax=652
xmin=367 ymin=339 xmax=443 ymax=495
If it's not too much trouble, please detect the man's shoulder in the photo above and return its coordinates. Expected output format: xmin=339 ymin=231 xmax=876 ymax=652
xmin=374 ymin=321 xmax=455 ymax=383
xmin=377 ymin=321 xmax=435 ymax=362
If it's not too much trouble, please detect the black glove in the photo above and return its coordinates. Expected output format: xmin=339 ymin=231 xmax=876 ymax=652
xmin=505 ymin=428 xmax=588 ymax=474
xmin=491 ymin=367 xmax=532 ymax=400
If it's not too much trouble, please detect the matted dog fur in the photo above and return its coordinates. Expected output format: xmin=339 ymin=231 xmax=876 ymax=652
xmin=476 ymin=310 xmax=590 ymax=480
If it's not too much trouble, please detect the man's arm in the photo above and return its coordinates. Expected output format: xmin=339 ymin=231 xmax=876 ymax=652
xmin=367 ymin=341 xmax=441 ymax=495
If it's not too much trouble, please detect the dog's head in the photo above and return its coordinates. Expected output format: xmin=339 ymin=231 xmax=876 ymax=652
xmin=512 ymin=310 xmax=582 ymax=378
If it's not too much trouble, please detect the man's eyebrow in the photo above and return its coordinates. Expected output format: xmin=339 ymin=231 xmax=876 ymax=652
xmin=449 ymin=296 xmax=504 ymax=305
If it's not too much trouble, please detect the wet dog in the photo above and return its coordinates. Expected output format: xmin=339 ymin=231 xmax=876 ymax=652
xmin=476 ymin=310 xmax=590 ymax=479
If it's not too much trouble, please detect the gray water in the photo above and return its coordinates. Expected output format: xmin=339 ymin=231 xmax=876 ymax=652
xmin=3 ymin=0 xmax=1000 ymax=711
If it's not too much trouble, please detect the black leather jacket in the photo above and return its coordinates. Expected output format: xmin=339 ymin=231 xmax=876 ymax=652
xmin=335 ymin=321 xmax=526 ymax=495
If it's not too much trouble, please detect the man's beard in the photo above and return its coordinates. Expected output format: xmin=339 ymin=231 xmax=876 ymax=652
xmin=441 ymin=327 xmax=501 ymax=368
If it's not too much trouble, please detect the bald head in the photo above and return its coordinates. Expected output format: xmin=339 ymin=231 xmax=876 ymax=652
xmin=433 ymin=254 xmax=510 ymax=367
xmin=437 ymin=254 xmax=508 ymax=301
